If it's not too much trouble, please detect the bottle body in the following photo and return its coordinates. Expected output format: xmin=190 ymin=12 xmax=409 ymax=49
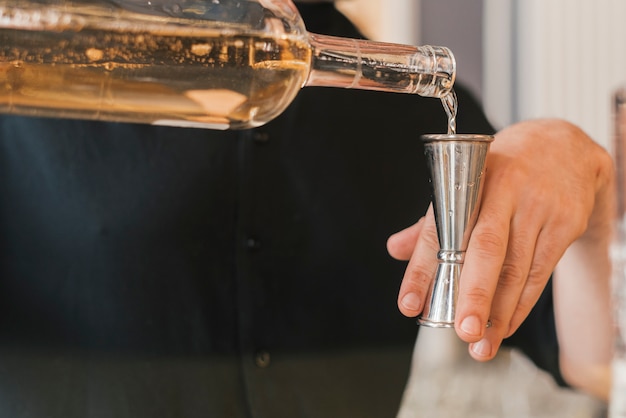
xmin=0 ymin=0 xmax=312 ymax=129
xmin=0 ymin=0 xmax=454 ymax=130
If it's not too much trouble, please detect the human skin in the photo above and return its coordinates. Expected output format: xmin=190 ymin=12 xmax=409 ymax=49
xmin=387 ymin=118 xmax=615 ymax=399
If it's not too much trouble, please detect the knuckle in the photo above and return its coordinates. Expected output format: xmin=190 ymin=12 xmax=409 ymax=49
xmin=498 ymin=262 xmax=526 ymax=288
xmin=420 ymin=222 xmax=440 ymax=250
xmin=462 ymin=286 xmax=492 ymax=307
xmin=471 ymin=229 xmax=506 ymax=259
xmin=551 ymin=201 xmax=590 ymax=238
xmin=598 ymin=149 xmax=616 ymax=184
xmin=488 ymin=156 xmax=529 ymax=184
xmin=406 ymin=263 xmax=436 ymax=288
xmin=527 ymin=257 xmax=554 ymax=281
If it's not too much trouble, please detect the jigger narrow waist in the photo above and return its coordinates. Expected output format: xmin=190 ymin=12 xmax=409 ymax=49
xmin=437 ymin=250 xmax=465 ymax=263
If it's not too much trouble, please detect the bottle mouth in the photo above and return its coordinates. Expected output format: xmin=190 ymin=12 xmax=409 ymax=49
xmin=429 ymin=45 xmax=456 ymax=96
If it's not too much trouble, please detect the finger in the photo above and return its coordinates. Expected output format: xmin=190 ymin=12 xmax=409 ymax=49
xmin=454 ymin=191 xmax=512 ymax=343
xmin=505 ymin=226 xmax=570 ymax=337
xmin=397 ymin=205 xmax=440 ymax=317
xmin=467 ymin=216 xmax=540 ymax=360
xmin=468 ymin=227 xmax=565 ymax=361
xmin=387 ymin=216 xmax=426 ymax=261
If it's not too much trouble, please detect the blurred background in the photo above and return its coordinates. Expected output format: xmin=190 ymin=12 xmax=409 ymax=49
xmin=336 ymin=0 xmax=626 ymax=150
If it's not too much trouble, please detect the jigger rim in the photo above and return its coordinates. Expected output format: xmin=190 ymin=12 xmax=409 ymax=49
xmin=421 ymin=133 xmax=494 ymax=143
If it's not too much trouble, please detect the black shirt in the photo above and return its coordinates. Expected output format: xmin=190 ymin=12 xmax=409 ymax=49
xmin=0 ymin=3 xmax=561 ymax=417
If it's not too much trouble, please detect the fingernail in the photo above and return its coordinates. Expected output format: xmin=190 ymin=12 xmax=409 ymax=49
xmin=460 ymin=315 xmax=482 ymax=337
xmin=472 ymin=339 xmax=492 ymax=357
xmin=400 ymin=293 xmax=421 ymax=312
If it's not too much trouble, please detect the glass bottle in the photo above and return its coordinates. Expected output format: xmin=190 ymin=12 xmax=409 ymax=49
xmin=0 ymin=0 xmax=455 ymax=130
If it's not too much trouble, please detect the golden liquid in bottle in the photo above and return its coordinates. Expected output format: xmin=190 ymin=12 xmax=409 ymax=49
xmin=0 ymin=11 xmax=312 ymax=129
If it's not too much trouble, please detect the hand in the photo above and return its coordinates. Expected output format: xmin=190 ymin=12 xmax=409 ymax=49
xmin=387 ymin=119 xmax=614 ymax=365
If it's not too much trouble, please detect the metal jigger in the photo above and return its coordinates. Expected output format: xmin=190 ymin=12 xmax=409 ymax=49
xmin=418 ymin=134 xmax=494 ymax=328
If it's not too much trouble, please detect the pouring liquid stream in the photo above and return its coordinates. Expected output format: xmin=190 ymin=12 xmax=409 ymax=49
xmin=441 ymin=89 xmax=458 ymax=135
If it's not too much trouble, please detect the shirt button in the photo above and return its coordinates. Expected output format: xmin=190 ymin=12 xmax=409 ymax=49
xmin=255 ymin=350 xmax=271 ymax=368
xmin=252 ymin=131 xmax=270 ymax=144
xmin=246 ymin=237 xmax=261 ymax=251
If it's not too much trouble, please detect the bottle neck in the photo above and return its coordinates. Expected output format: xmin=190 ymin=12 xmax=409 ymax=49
xmin=304 ymin=33 xmax=455 ymax=98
